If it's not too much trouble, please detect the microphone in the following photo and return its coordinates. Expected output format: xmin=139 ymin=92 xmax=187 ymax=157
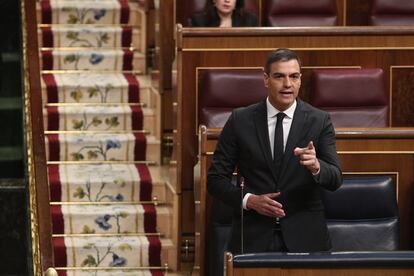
xmin=240 ymin=176 xmax=245 ymax=254
xmin=275 ymin=188 xmax=280 ymax=226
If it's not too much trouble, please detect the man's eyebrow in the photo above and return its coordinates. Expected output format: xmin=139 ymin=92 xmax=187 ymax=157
xmin=271 ymin=72 xmax=301 ymax=76
xmin=271 ymin=72 xmax=286 ymax=76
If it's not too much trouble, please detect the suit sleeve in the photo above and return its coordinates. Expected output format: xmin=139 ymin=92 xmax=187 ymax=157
xmin=316 ymin=114 xmax=343 ymax=191
xmin=207 ymin=111 xmax=251 ymax=209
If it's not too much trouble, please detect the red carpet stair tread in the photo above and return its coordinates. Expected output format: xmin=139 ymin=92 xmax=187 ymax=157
xmin=38 ymin=0 xmax=174 ymax=273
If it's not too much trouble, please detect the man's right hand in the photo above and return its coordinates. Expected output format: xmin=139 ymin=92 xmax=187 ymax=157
xmin=246 ymin=192 xmax=285 ymax=218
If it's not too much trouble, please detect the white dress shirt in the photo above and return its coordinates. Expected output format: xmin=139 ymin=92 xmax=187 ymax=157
xmin=242 ymin=99 xmax=297 ymax=209
xmin=267 ymin=98 xmax=296 ymax=157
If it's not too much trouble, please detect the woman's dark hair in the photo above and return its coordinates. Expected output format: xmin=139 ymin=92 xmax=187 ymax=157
xmin=192 ymin=0 xmax=257 ymax=27
xmin=209 ymin=0 xmax=245 ymax=8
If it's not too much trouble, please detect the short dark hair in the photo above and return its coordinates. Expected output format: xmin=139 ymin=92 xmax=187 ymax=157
xmin=264 ymin=48 xmax=302 ymax=74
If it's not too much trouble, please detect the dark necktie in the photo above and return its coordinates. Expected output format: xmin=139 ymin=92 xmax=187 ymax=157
xmin=273 ymin=112 xmax=286 ymax=177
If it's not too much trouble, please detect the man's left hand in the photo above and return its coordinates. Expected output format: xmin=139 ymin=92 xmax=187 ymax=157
xmin=293 ymin=141 xmax=320 ymax=174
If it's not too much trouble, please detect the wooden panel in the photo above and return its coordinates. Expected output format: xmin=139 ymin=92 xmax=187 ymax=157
xmin=159 ymin=0 xmax=175 ymax=135
xmin=346 ymin=0 xmax=373 ymax=26
xmin=336 ymin=0 xmax=346 ymax=26
xmin=159 ymin=0 xmax=174 ymax=90
xmin=178 ymin=28 xmax=414 ymax=49
xmin=145 ymin=0 xmax=156 ymax=50
xmin=182 ymin=189 xmax=195 ymax=234
xmin=162 ymin=88 xmax=175 ymax=133
xmin=197 ymin=128 xmax=414 ymax=276
xmin=392 ymin=67 xmax=414 ymax=126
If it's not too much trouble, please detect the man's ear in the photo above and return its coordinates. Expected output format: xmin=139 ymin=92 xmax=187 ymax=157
xmin=263 ymin=72 xmax=269 ymax=88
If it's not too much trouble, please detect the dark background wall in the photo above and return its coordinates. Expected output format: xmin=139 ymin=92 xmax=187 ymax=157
xmin=0 ymin=0 xmax=32 ymax=274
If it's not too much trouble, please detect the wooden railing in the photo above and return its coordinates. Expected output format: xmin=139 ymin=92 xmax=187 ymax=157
xmin=22 ymin=0 xmax=53 ymax=273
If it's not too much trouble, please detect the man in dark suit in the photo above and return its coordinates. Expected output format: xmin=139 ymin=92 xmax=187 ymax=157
xmin=207 ymin=48 xmax=342 ymax=253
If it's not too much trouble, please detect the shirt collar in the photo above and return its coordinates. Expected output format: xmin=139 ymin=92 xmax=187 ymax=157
xmin=266 ymin=97 xmax=297 ymax=119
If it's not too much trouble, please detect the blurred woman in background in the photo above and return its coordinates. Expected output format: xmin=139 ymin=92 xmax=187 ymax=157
xmin=191 ymin=0 xmax=258 ymax=27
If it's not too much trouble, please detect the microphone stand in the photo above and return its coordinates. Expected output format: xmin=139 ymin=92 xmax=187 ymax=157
xmin=240 ymin=176 xmax=245 ymax=254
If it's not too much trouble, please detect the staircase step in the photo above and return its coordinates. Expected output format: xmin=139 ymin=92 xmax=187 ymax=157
xmin=43 ymin=105 xmax=156 ymax=135
xmin=51 ymin=204 xmax=172 ymax=237
xmin=136 ymin=75 xmax=160 ymax=110
xmin=41 ymin=73 xmax=156 ymax=108
xmin=41 ymin=49 xmax=146 ymax=73
xmin=53 ymin=236 xmax=175 ymax=270
xmin=48 ymin=164 xmax=168 ymax=203
xmin=39 ymin=25 xmax=145 ymax=52
xmin=45 ymin=133 xmax=161 ymax=164
xmin=37 ymin=0 xmax=145 ymax=26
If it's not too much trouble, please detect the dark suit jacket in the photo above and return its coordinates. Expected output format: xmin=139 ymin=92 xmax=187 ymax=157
xmin=207 ymin=99 xmax=342 ymax=253
xmin=190 ymin=7 xmax=258 ymax=27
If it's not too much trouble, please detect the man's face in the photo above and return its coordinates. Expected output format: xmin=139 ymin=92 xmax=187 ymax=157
xmin=215 ymin=0 xmax=237 ymax=16
xmin=264 ymin=59 xmax=301 ymax=111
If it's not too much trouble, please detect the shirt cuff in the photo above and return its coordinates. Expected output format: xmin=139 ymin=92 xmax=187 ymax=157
xmin=242 ymin=193 xmax=252 ymax=210
xmin=312 ymin=167 xmax=321 ymax=182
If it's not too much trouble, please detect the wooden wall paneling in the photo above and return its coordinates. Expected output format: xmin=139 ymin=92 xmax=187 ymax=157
xmin=391 ymin=67 xmax=414 ymax=126
xmin=159 ymin=0 xmax=175 ymax=135
xmin=162 ymin=88 xmax=175 ymax=137
xmin=159 ymin=0 xmax=174 ymax=90
xmin=346 ymin=0 xmax=373 ymax=26
xmin=256 ymin=0 xmax=263 ymax=26
xmin=145 ymin=0 xmax=156 ymax=60
xmin=336 ymin=0 xmax=346 ymax=26
xmin=182 ymin=189 xmax=195 ymax=234
xmin=179 ymin=28 xmax=414 ymax=49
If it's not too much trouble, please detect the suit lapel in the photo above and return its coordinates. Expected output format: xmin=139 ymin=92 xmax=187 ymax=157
xmin=278 ymin=100 xmax=308 ymax=183
xmin=254 ymin=101 xmax=279 ymax=184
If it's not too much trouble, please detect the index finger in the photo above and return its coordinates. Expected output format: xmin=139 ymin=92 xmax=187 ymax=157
xmin=294 ymin=146 xmax=307 ymax=156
